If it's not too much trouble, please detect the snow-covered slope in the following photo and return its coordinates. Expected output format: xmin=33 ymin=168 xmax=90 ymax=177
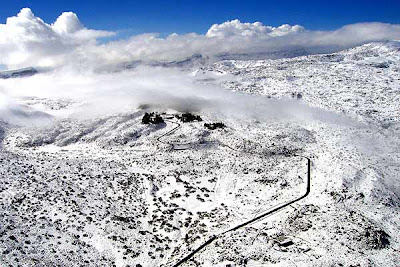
xmin=195 ymin=41 xmax=400 ymax=125
xmin=0 ymin=41 xmax=399 ymax=267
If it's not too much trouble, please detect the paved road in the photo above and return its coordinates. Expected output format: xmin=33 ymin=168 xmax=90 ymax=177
xmin=154 ymin=118 xmax=312 ymax=267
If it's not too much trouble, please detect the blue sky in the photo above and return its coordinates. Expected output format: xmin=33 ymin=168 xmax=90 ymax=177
xmin=1 ymin=0 xmax=400 ymax=36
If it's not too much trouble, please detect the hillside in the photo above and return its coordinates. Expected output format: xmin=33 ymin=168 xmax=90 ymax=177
xmin=0 ymin=42 xmax=399 ymax=266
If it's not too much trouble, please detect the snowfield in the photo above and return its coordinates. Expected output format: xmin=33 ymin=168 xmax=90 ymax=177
xmin=0 ymin=41 xmax=399 ymax=267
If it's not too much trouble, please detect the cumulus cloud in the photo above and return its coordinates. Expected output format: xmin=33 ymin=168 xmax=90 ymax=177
xmin=0 ymin=8 xmax=113 ymax=68
xmin=1 ymin=8 xmax=400 ymax=70
xmin=52 ymin=12 xmax=84 ymax=34
xmin=206 ymin=19 xmax=304 ymax=38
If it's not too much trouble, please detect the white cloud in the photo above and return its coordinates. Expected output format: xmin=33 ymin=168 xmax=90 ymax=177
xmin=206 ymin=19 xmax=304 ymax=38
xmin=0 ymin=67 xmax=354 ymax=127
xmin=52 ymin=12 xmax=84 ymax=34
xmin=86 ymin=21 xmax=400 ymax=66
xmin=1 ymin=9 xmax=400 ymax=70
xmin=309 ymin=22 xmax=400 ymax=47
xmin=273 ymin=24 xmax=305 ymax=36
xmin=0 ymin=8 xmax=113 ymax=68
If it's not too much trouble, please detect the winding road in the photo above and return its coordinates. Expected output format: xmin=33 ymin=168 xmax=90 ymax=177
xmin=155 ymin=117 xmax=312 ymax=267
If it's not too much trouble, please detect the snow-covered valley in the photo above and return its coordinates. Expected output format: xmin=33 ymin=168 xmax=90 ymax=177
xmin=0 ymin=41 xmax=399 ymax=267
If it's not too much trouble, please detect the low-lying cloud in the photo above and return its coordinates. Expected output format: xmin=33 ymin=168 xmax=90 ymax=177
xmin=1 ymin=8 xmax=400 ymax=70
xmin=0 ymin=91 xmax=53 ymax=126
xmin=0 ymin=66 xmax=359 ymax=129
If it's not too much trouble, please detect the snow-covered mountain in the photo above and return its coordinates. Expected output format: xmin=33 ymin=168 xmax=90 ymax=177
xmin=194 ymin=41 xmax=400 ymax=125
xmin=0 ymin=67 xmax=38 ymax=79
xmin=0 ymin=41 xmax=399 ymax=266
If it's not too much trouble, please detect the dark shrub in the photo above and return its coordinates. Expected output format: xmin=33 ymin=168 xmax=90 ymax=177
xmin=152 ymin=114 xmax=164 ymax=124
xmin=291 ymin=92 xmax=302 ymax=99
xmin=142 ymin=112 xmax=152 ymax=124
xmin=176 ymin=113 xmax=203 ymax=123
xmin=204 ymin=122 xmax=226 ymax=130
xmin=364 ymin=228 xmax=390 ymax=249
xmin=142 ymin=112 xmax=164 ymax=124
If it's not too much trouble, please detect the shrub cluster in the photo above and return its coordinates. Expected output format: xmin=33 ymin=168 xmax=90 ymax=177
xmin=176 ymin=113 xmax=203 ymax=123
xmin=204 ymin=122 xmax=226 ymax=130
xmin=142 ymin=112 xmax=164 ymax=124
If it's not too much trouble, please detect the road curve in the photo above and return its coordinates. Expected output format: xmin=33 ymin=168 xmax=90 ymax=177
xmin=154 ymin=118 xmax=312 ymax=267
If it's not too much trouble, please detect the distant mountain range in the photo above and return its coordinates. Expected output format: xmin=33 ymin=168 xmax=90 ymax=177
xmin=0 ymin=67 xmax=38 ymax=79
